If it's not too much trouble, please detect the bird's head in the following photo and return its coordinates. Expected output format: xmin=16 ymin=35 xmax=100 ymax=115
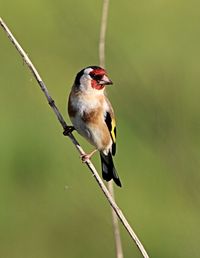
xmin=74 ymin=66 xmax=113 ymax=93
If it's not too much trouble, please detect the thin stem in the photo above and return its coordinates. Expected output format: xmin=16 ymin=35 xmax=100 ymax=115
xmin=108 ymin=181 xmax=124 ymax=258
xmin=99 ymin=1 xmax=124 ymax=257
xmin=0 ymin=17 xmax=150 ymax=258
xmin=99 ymin=0 xmax=110 ymax=68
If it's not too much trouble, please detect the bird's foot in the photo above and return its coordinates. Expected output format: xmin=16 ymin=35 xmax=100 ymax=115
xmin=63 ymin=126 xmax=75 ymax=136
xmin=80 ymin=149 xmax=97 ymax=163
xmin=81 ymin=154 xmax=91 ymax=163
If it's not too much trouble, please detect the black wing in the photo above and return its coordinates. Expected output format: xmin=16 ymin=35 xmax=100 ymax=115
xmin=105 ymin=111 xmax=116 ymax=156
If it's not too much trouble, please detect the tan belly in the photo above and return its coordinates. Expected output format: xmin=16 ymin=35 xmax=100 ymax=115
xmin=71 ymin=114 xmax=112 ymax=152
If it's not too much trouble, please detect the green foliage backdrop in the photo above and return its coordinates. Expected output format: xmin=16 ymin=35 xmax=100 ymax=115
xmin=1 ymin=1 xmax=200 ymax=257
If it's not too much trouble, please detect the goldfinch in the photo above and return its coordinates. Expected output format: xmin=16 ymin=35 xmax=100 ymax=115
xmin=67 ymin=66 xmax=121 ymax=187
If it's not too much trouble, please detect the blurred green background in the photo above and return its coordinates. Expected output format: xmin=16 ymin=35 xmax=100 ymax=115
xmin=1 ymin=0 xmax=200 ymax=257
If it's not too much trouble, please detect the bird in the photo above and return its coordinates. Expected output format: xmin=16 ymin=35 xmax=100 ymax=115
xmin=66 ymin=66 xmax=121 ymax=187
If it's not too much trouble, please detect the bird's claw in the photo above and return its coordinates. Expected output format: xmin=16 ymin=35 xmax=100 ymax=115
xmin=80 ymin=149 xmax=97 ymax=163
xmin=63 ymin=126 xmax=75 ymax=136
xmin=80 ymin=154 xmax=90 ymax=163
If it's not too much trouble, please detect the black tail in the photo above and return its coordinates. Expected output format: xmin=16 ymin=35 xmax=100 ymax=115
xmin=100 ymin=152 xmax=122 ymax=187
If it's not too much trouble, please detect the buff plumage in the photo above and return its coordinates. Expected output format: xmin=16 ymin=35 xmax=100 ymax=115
xmin=67 ymin=66 xmax=121 ymax=187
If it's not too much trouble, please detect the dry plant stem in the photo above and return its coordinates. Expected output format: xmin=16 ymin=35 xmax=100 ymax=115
xmin=0 ymin=17 xmax=149 ymax=258
xmin=99 ymin=1 xmax=124 ymax=257
xmin=99 ymin=0 xmax=110 ymax=68
xmin=108 ymin=182 xmax=124 ymax=258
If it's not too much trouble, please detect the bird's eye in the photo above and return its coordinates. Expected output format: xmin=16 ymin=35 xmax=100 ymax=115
xmin=90 ymin=74 xmax=103 ymax=81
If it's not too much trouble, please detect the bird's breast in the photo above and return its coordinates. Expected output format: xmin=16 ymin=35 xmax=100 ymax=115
xmin=68 ymin=92 xmax=111 ymax=151
xmin=69 ymin=92 xmax=105 ymax=118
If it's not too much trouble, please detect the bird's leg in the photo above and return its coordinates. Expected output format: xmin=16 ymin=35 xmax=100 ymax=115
xmin=81 ymin=149 xmax=98 ymax=162
xmin=63 ymin=126 xmax=75 ymax=136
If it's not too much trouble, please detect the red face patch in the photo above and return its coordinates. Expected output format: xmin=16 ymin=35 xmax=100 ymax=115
xmin=90 ymin=68 xmax=106 ymax=90
xmin=91 ymin=80 xmax=105 ymax=90
xmin=90 ymin=68 xmax=106 ymax=77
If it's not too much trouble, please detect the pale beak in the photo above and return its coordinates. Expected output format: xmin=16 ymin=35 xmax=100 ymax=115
xmin=99 ymin=75 xmax=113 ymax=85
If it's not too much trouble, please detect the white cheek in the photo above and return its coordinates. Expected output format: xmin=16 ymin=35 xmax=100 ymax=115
xmin=79 ymin=76 xmax=91 ymax=91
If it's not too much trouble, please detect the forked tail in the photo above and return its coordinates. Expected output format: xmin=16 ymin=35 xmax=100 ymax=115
xmin=100 ymin=152 xmax=122 ymax=187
